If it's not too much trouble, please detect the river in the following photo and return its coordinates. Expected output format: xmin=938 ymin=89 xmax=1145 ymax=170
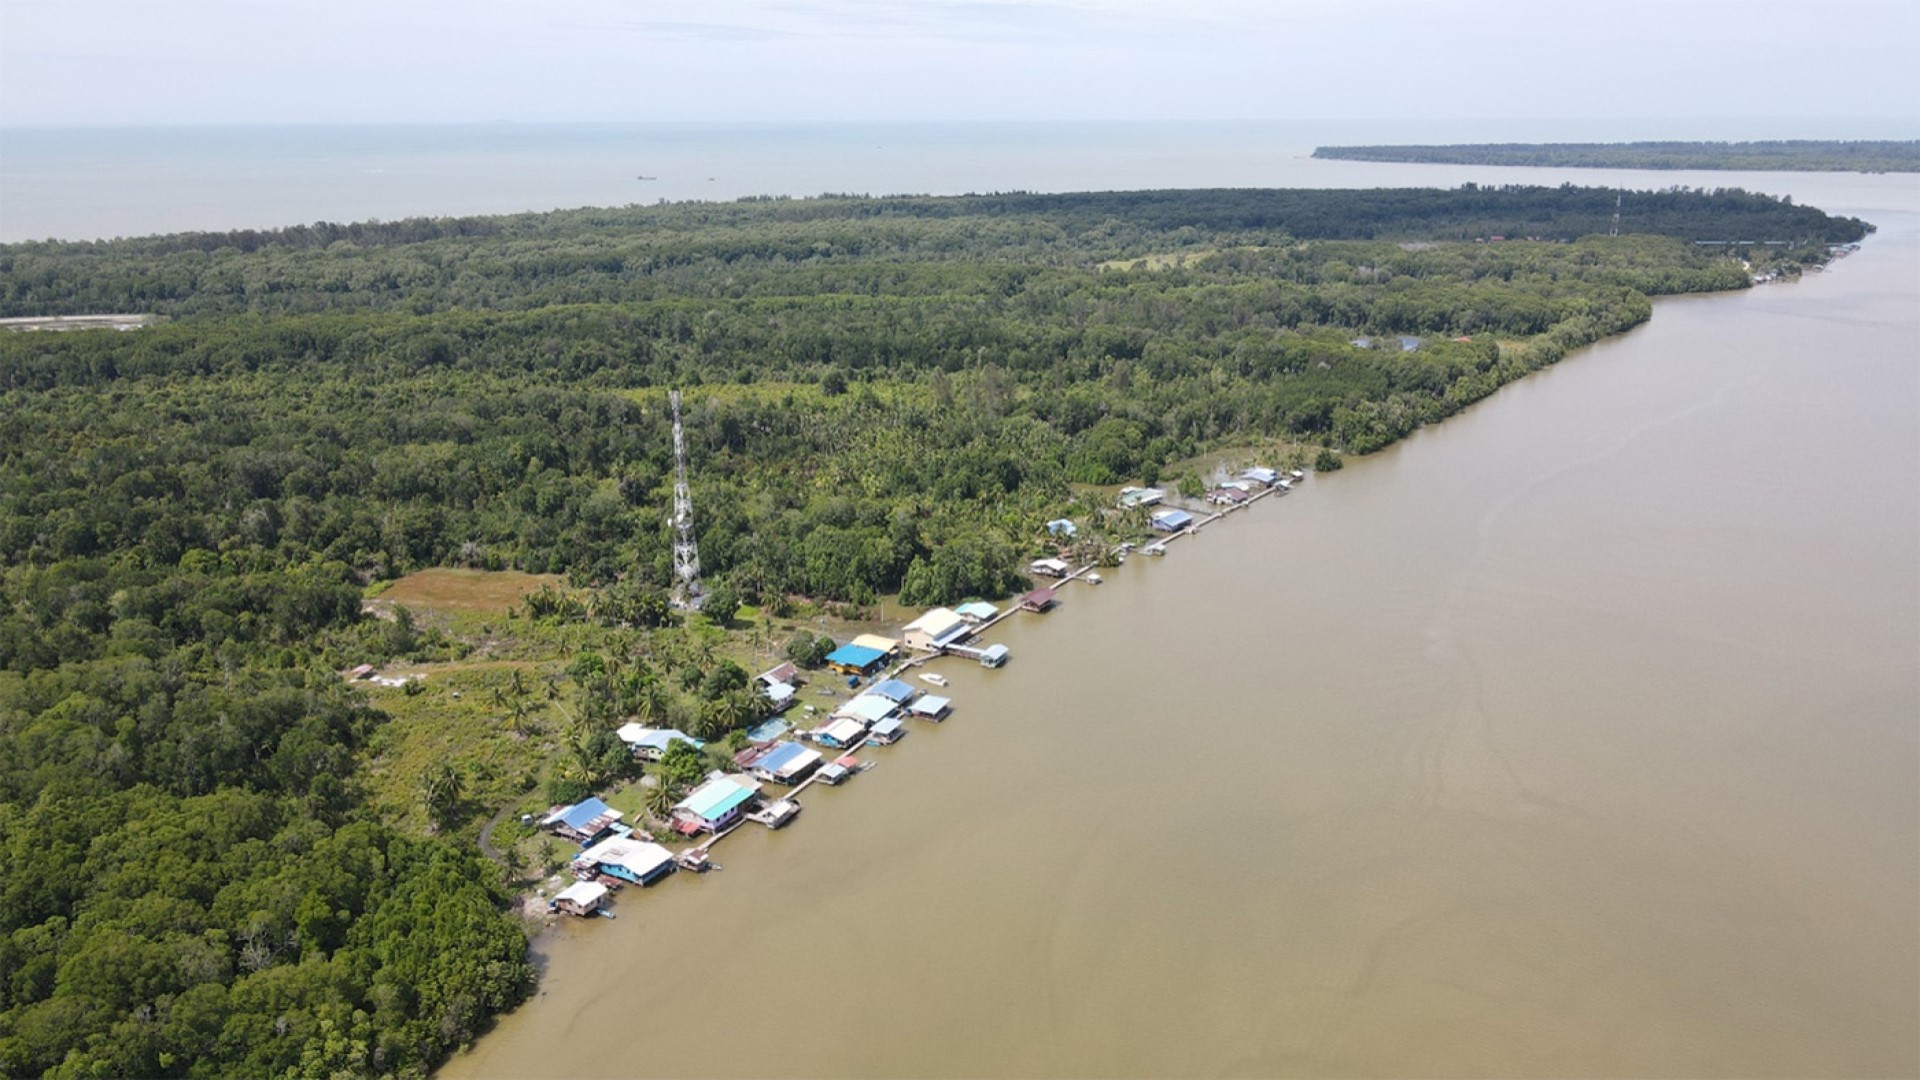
xmin=442 ymin=167 xmax=1918 ymax=1078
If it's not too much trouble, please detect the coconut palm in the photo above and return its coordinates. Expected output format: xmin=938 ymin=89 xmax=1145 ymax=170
xmin=499 ymin=844 xmax=528 ymax=885
xmin=421 ymin=763 xmax=464 ymax=832
xmin=642 ymin=772 xmax=679 ymax=822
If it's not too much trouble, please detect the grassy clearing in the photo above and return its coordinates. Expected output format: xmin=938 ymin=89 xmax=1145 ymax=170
xmin=369 ymin=568 xmax=564 ymax=616
xmin=356 ymin=660 xmax=571 ymax=837
xmin=1097 ymin=248 xmax=1221 ymax=271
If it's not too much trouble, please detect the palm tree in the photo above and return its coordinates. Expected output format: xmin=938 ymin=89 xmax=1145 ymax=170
xmin=500 ymin=844 xmax=528 ymax=885
xmin=506 ymin=697 xmax=539 ymax=738
xmin=642 ymin=772 xmax=678 ymax=822
xmin=421 ymin=764 xmax=464 ymax=832
xmin=634 ymin=680 xmax=669 ymax=724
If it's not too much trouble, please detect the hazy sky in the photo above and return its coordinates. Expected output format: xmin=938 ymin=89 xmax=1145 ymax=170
xmin=2 ymin=0 xmax=1915 ymax=127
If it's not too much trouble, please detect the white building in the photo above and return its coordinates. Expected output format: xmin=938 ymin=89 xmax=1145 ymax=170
xmin=902 ymin=607 xmax=971 ymax=652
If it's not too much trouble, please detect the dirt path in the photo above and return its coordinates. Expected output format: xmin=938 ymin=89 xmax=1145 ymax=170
xmin=477 ymin=803 xmax=515 ymax=863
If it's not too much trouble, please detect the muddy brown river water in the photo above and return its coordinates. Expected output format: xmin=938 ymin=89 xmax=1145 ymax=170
xmin=444 ymin=170 xmax=1919 ymax=1078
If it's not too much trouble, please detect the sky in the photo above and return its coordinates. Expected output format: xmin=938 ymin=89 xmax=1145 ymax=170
xmin=1 ymin=0 xmax=1916 ymax=128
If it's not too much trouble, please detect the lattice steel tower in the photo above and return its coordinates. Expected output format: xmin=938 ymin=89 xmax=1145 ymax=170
xmin=668 ymin=390 xmax=705 ymax=610
xmin=1609 ymin=192 xmax=1622 ymax=238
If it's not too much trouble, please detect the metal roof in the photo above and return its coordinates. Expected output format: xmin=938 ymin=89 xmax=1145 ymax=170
xmin=835 ymin=694 xmax=897 ymax=723
xmin=904 ymin=608 xmax=968 ymax=643
xmin=868 ymin=678 xmax=915 ymax=703
xmin=677 ymin=775 xmax=758 ymax=820
xmin=819 ymin=717 xmax=867 ymax=744
xmin=575 ymin=837 xmax=674 ymax=878
xmin=825 ymin=643 xmax=886 ymax=668
xmin=908 ymin=695 xmax=951 ymax=715
xmin=754 ymin=741 xmax=822 ymax=776
xmin=954 ymin=601 xmax=999 ymax=620
xmin=545 ymin=797 xmax=620 ymax=830
xmin=617 ymin=726 xmax=703 ymax=752
xmin=871 ymin=716 xmax=905 ymax=735
xmin=555 ymin=881 xmax=608 ymax=907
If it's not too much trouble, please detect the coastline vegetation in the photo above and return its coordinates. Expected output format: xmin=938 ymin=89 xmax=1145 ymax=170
xmin=1312 ymin=139 xmax=1920 ymax=172
xmin=0 ymin=185 xmax=1870 ymax=1078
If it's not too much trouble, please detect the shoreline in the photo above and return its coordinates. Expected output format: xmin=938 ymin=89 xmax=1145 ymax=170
xmin=509 ymin=470 xmax=1306 ymax=939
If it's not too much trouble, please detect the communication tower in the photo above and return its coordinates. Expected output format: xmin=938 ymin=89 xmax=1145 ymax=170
xmin=668 ymin=390 xmax=705 ymax=611
xmin=1609 ymin=192 xmax=1622 ymax=238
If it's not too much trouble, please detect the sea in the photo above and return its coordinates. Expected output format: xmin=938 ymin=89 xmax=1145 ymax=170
xmin=1 ymin=119 xmax=1914 ymax=243
xmin=3 ymin=122 xmax=1915 ymax=1078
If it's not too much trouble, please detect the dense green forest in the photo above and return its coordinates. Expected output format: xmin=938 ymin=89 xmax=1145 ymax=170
xmin=0 ymin=185 xmax=1867 ymax=318
xmin=1313 ymin=140 xmax=1920 ymax=172
xmin=0 ymin=186 xmax=1870 ymax=1078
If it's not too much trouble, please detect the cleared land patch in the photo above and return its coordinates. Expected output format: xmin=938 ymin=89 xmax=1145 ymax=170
xmin=371 ymin=568 xmax=564 ymax=615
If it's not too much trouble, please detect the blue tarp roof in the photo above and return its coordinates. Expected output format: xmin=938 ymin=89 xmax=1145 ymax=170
xmin=868 ymin=678 xmax=915 ymax=703
xmin=825 ymin=644 xmax=886 ymax=669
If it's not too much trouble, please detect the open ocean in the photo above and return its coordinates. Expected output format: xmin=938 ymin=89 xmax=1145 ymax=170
xmin=3 ymin=118 xmax=1912 ymax=243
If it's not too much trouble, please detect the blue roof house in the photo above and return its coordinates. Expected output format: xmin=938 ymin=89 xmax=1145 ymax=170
xmin=1151 ymin=508 xmax=1195 ymax=532
xmin=824 ymin=643 xmax=888 ymax=676
xmin=867 ymin=678 xmax=916 ymax=704
xmin=541 ymin=797 xmax=624 ymax=846
xmin=748 ymin=741 xmax=823 ymax=785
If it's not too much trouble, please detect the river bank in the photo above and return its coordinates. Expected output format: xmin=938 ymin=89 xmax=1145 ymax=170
xmin=442 ymin=184 xmax=1916 ymax=1078
xmin=507 ymin=465 xmax=1311 ymax=933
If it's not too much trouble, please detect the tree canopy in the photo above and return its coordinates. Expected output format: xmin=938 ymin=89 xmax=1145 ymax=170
xmin=0 ymin=183 xmax=1870 ymax=1077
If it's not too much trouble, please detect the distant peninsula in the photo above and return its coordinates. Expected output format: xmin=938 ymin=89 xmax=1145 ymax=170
xmin=1312 ymin=140 xmax=1920 ymax=173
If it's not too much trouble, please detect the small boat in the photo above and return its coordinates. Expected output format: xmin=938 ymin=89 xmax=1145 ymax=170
xmin=1086 ymin=573 xmax=1104 ymax=585
xmin=597 ymin=909 xmax=617 ymax=919
xmin=636 ymin=175 xmax=657 ymax=181
xmin=919 ymin=672 xmax=948 ymax=687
